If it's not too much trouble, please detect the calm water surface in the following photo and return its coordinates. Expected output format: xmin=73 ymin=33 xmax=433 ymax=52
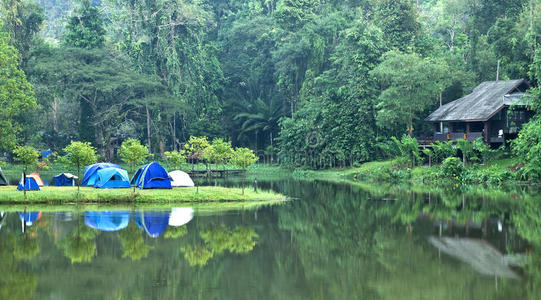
xmin=1 ymin=179 xmax=540 ymax=299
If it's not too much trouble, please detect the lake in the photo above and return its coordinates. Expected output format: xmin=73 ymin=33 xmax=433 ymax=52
xmin=0 ymin=178 xmax=539 ymax=299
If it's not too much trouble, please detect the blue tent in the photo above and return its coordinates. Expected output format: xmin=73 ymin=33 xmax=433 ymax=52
xmin=17 ymin=175 xmax=40 ymax=191
xmin=135 ymin=211 xmax=170 ymax=238
xmin=81 ymin=163 xmax=122 ymax=186
xmin=130 ymin=162 xmax=172 ymax=189
xmin=93 ymin=168 xmax=131 ymax=189
xmin=54 ymin=173 xmax=77 ymax=186
xmin=42 ymin=149 xmax=53 ymax=159
xmin=18 ymin=212 xmax=42 ymax=226
xmin=84 ymin=211 xmax=130 ymax=232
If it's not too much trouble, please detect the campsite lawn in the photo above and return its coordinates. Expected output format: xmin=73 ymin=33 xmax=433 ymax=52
xmin=0 ymin=186 xmax=287 ymax=205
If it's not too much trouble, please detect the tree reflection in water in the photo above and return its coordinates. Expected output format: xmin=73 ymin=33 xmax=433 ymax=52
xmin=118 ymin=223 xmax=154 ymax=261
xmin=58 ymin=221 xmax=98 ymax=264
xmin=1 ymin=179 xmax=541 ymax=298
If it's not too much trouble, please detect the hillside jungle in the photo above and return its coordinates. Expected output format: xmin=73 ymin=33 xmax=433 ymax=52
xmin=2 ymin=0 xmax=541 ymax=183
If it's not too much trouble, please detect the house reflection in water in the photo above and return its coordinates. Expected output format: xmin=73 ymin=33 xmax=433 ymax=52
xmin=429 ymin=236 xmax=522 ymax=279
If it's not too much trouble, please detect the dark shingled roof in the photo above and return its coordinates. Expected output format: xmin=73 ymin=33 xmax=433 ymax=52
xmin=425 ymin=79 xmax=530 ymax=122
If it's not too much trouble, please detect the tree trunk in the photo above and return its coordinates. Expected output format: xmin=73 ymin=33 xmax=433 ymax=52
xmin=172 ymin=112 xmax=177 ymax=151
xmin=23 ymin=170 xmax=27 ymax=199
xmin=159 ymin=139 xmax=165 ymax=160
xmin=77 ymin=166 xmax=81 ymax=193
xmin=146 ymin=104 xmax=152 ymax=154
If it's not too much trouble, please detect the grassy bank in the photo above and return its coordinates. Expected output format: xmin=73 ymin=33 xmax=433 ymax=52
xmin=0 ymin=186 xmax=287 ymax=205
xmin=247 ymin=159 xmax=531 ymax=187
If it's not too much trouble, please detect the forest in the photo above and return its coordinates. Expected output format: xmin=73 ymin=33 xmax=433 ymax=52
xmin=1 ymin=0 xmax=541 ymax=170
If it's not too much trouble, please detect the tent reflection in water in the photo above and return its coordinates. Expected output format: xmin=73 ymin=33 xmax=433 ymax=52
xmin=81 ymin=163 xmax=122 ymax=186
xmin=93 ymin=168 xmax=131 ymax=189
xmin=168 ymin=170 xmax=195 ymax=187
xmin=136 ymin=211 xmax=170 ymax=238
xmin=84 ymin=211 xmax=130 ymax=232
xmin=19 ymin=211 xmax=42 ymax=233
xmin=168 ymin=207 xmax=194 ymax=227
xmin=131 ymin=162 xmax=172 ymax=189
xmin=17 ymin=174 xmax=40 ymax=191
xmin=54 ymin=173 xmax=78 ymax=186
xmin=0 ymin=167 xmax=8 ymax=186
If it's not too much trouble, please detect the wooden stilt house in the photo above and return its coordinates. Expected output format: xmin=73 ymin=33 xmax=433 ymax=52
xmin=425 ymin=79 xmax=533 ymax=145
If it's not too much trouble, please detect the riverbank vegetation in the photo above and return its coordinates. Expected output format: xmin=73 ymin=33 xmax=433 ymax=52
xmin=0 ymin=186 xmax=286 ymax=204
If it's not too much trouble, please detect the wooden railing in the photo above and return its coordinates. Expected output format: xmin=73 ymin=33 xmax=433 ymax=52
xmin=434 ymin=132 xmax=484 ymax=142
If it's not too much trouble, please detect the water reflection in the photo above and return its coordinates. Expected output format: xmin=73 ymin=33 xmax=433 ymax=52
xmin=135 ymin=211 xmax=170 ymax=238
xmin=2 ymin=179 xmax=541 ymax=299
xmin=84 ymin=211 xmax=129 ymax=232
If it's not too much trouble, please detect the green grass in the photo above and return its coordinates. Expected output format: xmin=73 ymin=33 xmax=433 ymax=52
xmin=0 ymin=186 xmax=287 ymax=205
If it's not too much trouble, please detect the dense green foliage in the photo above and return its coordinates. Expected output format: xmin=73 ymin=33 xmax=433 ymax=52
xmin=2 ymin=0 xmax=541 ymax=173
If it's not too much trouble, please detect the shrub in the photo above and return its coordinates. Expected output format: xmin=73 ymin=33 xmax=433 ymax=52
xmin=432 ymin=141 xmax=455 ymax=164
xmin=391 ymin=135 xmax=422 ymax=167
xmin=441 ymin=157 xmax=464 ymax=179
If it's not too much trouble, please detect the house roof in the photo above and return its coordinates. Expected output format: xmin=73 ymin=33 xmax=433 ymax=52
xmin=425 ymin=79 xmax=530 ymax=122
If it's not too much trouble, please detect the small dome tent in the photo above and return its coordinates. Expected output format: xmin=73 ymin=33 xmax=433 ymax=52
xmin=17 ymin=174 xmax=40 ymax=191
xmin=130 ymin=162 xmax=172 ymax=189
xmin=28 ymin=173 xmax=44 ymax=186
xmin=81 ymin=163 xmax=122 ymax=186
xmin=54 ymin=173 xmax=78 ymax=186
xmin=93 ymin=168 xmax=131 ymax=189
xmin=168 ymin=170 xmax=195 ymax=187
xmin=84 ymin=211 xmax=130 ymax=232
xmin=135 ymin=211 xmax=170 ymax=238
xmin=0 ymin=167 xmax=7 ymax=186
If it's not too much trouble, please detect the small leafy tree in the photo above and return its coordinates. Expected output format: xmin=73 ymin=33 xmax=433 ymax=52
xmin=184 ymin=136 xmax=210 ymax=170
xmin=62 ymin=141 xmax=98 ymax=191
xmin=212 ymin=138 xmax=234 ymax=171
xmin=164 ymin=150 xmax=186 ymax=170
xmin=184 ymin=136 xmax=211 ymax=157
xmin=231 ymin=147 xmax=258 ymax=194
xmin=13 ymin=146 xmax=39 ymax=196
xmin=200 ymin=144 xmax=216 ymax=173
xmin=119 ymin=139 xmax=149 ymax=174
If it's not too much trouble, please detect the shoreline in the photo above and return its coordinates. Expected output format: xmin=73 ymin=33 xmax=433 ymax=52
xmin=0 ymin=186 xmax=287 ymax=205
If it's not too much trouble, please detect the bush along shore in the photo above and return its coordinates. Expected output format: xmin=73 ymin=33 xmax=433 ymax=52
xmin=255 ymin=136 xmax=537 ymax=187
xmin=0 ymin=186 xmax=287 ymax=205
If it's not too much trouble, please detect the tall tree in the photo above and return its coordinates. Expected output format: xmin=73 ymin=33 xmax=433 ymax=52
xmin=64 ymin=0 xmax=105 ymax=49
xmin=0 ymin=30 xmax=36 ymax=151
xmin=371 ymin=50 xmax=450 ymax=137
xmin=374 ymin=0 xmax=420 ymax=51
